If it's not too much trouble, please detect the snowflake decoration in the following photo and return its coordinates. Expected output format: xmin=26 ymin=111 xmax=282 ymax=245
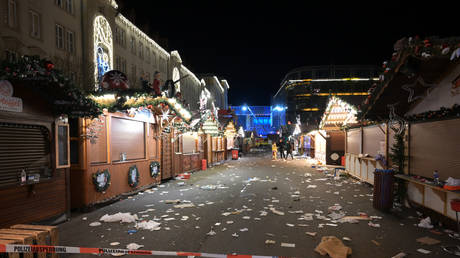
xmin=161 ymin=109 xmax=171 ymax=125
xmin=109 ymin=72 xmax=125 ymax=87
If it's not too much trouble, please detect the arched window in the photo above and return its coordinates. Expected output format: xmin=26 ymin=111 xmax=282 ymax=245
xmin=93 ymin=15 xmax=113 ymax=90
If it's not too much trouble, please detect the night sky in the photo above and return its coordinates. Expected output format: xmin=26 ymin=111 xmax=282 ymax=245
xmin=118 ymin=1 xmax=459 ymax=106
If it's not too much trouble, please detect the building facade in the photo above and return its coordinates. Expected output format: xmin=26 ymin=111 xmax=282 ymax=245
xmin=231 ymin=105 xmax=284 ymax=137
xmin=0 ymin=0 xmax=228 ymax=113
xmin=273 ymin=65 xmax=378 ymax=132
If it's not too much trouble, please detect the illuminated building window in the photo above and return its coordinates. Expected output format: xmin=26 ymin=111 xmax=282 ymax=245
xmin=93 ymin=15 xmax=113 ymax=89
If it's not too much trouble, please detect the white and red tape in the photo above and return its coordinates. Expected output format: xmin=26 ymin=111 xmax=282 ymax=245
xmin=0 ymin=244 xmax=291 ymax=257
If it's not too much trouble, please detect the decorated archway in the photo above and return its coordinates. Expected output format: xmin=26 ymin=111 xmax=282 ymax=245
xmin=93 ymin=15 xmax=113 ymax=90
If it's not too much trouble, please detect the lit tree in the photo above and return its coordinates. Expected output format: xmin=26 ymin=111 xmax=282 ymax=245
xmin=238 ymin=126 xmax=245 ymax=137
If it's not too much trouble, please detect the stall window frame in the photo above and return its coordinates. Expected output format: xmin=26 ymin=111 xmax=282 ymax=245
xmin=55 ymin=122 xmax=70 ymax=169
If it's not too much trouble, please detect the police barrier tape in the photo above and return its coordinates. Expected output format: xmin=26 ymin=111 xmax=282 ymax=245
xmin=0 ymin=244 xmax=290 ymax=258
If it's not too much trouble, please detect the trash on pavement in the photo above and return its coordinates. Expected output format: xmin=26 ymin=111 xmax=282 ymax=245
xmin=265 ymin=239 xmax=276 ymax=245
xmin=418 ymin=217 xmax=434 ymax=229
xmin=127 ymin=229 xmax=137 ymax=234
xmin=371 ymin=240 xmax=380 ymax=246
xmin=391 ymin=252 xmax=408 ymax=258
xmin=416 ymin=236 xmax=441 ymax=245
xmin=314 ymin=236 xmax=352 ymax=258
xmin=286 ymin=223 xmax=295 ymax=227
xmin=174 ymin=203 xmax=195 ymax=209
xmin=307 ymin=185 xmax=317 ymax=189
xmin=165 ymin=199 xmax=181 ymax=204
xmin=328 ymin=204 xmax=342 ymax=211
xmin=206 ymin=229 xmax=216 ymax=236
xmin=270 ymin=208 xmax=285 ymax=216
xmin=126 ymin=243 xmax=144 ymax=250
xmin=110 ymin=242 xmax=120 ymax=246
xmin=281 ymin=243 xmax=296 ymax=248
xmin=100 ymin=212 xmax=138 ymax=223
xmin=89 ymin=222 xmax=102 ymax=227
xmin=240 ymin=228 xmax=248 ymax=232
xmin=306 ymin=232 xmax=317 ymax=237
xmin=342 ymin=237 xmax=351 ymax=241
xmin=232 ymin=233 xmax=239 ymax=238
xmin=135 ymin=220 xmax=161 ymax=231
xmin=328 ymin=212 xmax=345 ymax=220
xmin=417 ymin=248 xmax=431 ymax=254
xmin=368 ymin=222 xmax=381 ymax=228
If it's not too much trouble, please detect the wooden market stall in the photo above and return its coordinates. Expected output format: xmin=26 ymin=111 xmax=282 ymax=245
xmin=179 ymin=131 xmax=202 ymax=173
xmin=70 ymin=87 xmax=192 ymax=207
xmin=345 ymin=36 xmax=460 ymax=220
xmin=201 ymin=118 xmax=225 ymax=167
xmin=224 ymin=121 xmax=237 ymax=159
xmin=316 ymin=96 xmax=358 ymax=165
xmin=0 ymin=56 xmax=100 ymax=227
xmin=70 ymin=110 xmax=162 ymax=208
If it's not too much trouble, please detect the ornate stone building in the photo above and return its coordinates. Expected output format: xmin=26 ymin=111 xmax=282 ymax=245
xmin=0 ymin=0 xmax=229 ymax=112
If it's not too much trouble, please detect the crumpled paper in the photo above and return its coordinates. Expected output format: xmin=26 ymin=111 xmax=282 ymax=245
xmin=314 ymin=236 xmax=352 ymax=258
xmin=100 ymin=212 xmax=138 ymax=223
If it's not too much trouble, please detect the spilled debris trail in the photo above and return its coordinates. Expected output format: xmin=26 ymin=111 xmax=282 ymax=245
xmin=60 ymin=154 xmax=458 ymax=257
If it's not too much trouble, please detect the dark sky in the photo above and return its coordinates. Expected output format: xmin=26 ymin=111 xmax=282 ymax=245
xmin=118 ymin=1 xmax=459 ymax=106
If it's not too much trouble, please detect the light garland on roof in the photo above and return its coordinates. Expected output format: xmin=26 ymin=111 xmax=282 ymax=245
xmin=181 ymin=65 xmax=201 ymax=85
xmin=221 ymin=79 xmax=230 ymax=89
xmin=319 ymin=96 xmax=357 ymax=129
xmin=90 ymin=95 xmax=192 ymax=121
xmin=213 ymin=76 xmax=225 ymax=93
xmin=289 ymin=77 xmax=379 ymax=83
xmin=116 ymin=14 xmax=170 ymax=57
xmin=202 ymin=118 xmax=220 ymax=135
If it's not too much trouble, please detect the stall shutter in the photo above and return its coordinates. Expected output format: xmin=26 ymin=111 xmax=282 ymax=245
xmin=0 ymin=122 xmax=50 ymax=187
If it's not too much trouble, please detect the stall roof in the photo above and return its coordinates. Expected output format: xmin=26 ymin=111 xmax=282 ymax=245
xmin=319 ymin=96 xmax=358 ymax=130
xmin=359 ymin=36 xmax=460 ymax=121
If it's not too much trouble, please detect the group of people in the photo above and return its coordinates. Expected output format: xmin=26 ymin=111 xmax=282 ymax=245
xmin=272 ymin=137 xmax=294 ymax=160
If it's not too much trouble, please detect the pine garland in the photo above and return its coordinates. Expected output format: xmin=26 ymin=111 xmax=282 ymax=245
xmin=0 ymin=55 xmax=101 ymax=118
xmin=389 ymin=132 xmax=405 ymax=174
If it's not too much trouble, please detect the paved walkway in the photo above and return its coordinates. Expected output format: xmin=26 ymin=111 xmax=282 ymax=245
xmin=59 ymin=154 xmax=459 ymax=257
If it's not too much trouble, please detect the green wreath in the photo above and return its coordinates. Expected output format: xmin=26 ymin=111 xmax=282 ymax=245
xmin=92 ymin=169 xmax=111 ymax=192
xmin=149 ymin=161 xmax=160 ymax=178
xmin=128 ymin=165 xmax=140 ymax=188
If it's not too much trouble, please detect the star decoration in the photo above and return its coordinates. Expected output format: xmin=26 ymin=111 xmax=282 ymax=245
xmin=160 ymin=109 xmax=171 ymax=125
xmin=401 ymin=76 xmax=437 ymax=103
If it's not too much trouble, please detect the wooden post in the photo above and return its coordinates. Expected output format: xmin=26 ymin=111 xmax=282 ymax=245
xmin=385 ymin=122 xmax=389 ymax=169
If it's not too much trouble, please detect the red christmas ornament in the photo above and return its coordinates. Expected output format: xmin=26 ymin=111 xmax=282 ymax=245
xmin=45 ymin=61 xmax=54 ymax=71
xmin=147 ymin=105 xmax=153 ymax=109
xmin=423 ymin=39 xmax=431 ymax=47
xmin=100 ymin=70 xmax=129 ymax=90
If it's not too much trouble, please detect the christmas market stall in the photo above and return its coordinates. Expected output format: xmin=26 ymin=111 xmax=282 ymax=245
xmin=201 ymin=117 xmax=226 ymax=167
xmin=223 ymin=121 xmax=237 ymax=159
xmin=0 ymin=56 xmax=100 ymax=227
xmin=70 ymin=72 xmax=192 ymax=208
xmin=350 ymin=36 xmax=460 ymax=219
xmin=315 ymin=96 xmax=358 ymax=166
